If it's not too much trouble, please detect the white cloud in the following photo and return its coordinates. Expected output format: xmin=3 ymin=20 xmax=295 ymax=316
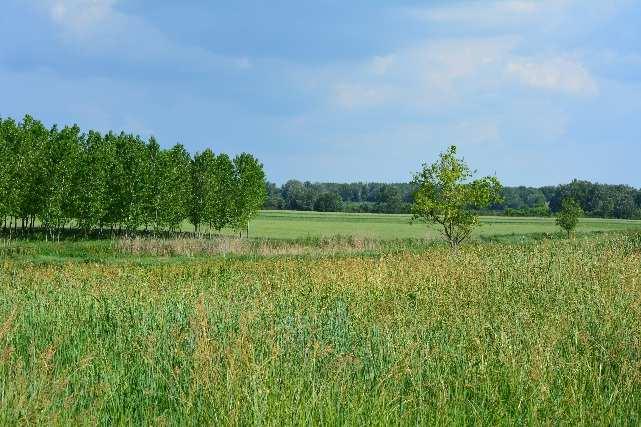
xmin=409 ymin=0 xmax=573 ymax=28
xmin=409 ymin=0 xmax=631 ymax=39
xmin=507 ymin=58 xmax=598 ymax=95
xmin=320 ymin=37 xmax=517 ymax=111
xmin=312 ymin=0 xmax=605 ymax=112
xmin=34 ymin=0 xmax=252 ymax=73
xmin=45 ymin=0 xmax=118 ymax=36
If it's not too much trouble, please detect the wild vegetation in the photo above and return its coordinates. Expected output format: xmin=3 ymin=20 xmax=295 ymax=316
xmin=1 ymin=232 xmax=641 ymax=424
xmin=0 ymin=115 xmax=266 ymax=238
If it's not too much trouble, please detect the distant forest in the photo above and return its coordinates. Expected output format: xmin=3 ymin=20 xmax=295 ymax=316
xmin=265 ymin=180 xmax=641 ymax=219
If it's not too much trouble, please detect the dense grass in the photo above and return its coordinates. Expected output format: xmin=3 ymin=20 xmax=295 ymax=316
xmin=1 ymin=232 xmax=641 ymax=424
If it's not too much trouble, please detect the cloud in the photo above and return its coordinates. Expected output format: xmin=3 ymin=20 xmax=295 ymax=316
xmin=44 ymin=0 xmax=118 ymax=36
xmin=507 ymin=57 xmax=598 ymax=95
xmin=30 ymin=0 xmax=252 ymax=76
xmin=319 ymin=37 xmax=517 ymax=111
xmin=318 ymin=36 xmax=599 ymax=113
xmin=409 ymin=0 xmax=572 ymax=29
xmin=409 ymin=0 xmax=632 ymax=41
xmin=311 ymin=0 xmax=607 ymax=113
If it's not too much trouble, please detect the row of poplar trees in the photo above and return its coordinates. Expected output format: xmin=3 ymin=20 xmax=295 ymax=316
xmin=0 ymin=115 xmax=267 ymax=237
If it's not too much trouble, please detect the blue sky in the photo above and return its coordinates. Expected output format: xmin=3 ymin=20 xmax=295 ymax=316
xmin=1 ymin=1 xmax=640 ymax=186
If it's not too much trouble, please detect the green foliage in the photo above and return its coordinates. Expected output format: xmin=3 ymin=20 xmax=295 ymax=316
xmin=189 ymin=149 xmax=216 ymax=232
xmin=264 ymin=179 xmax=641 ymax=219
xmin=211 ymin=153 xmax=235 ymax=231
xmin=157 ymin=144 xmax=192 ymax=231
xmin=314 ymin=192 xmax=344 ymax=212
xmin=0 ymin=115 xmax=266 ymax=237
xmin=411 ymin=145 xmax=502 ymax=248
xmin=505 ymin=204 xmax=551 ymax=217
xmin=232 ymin=153 xmax=267 ymax=234
xmin=72 ymin=131 xmax=111 ymax=232
xmin=40 ymin=125 xmax=81 ymax=237
xmin=556 ymin=198 xmax=583 ymax=237
xmin=0 ymin=118 xmax=9 ymax=222
xmin=375 ymin=185 xmax=404 ymax=213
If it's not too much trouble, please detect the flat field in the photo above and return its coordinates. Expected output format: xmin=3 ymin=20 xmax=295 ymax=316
xmin=1 ymin=229 xmax=641 ymax=424
xmin=243 ymin=210 xmax=641 ymax=240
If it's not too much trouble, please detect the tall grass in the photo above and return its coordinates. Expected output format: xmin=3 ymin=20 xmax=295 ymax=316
xmin=0 ymin=233 xmax=640 ymax=424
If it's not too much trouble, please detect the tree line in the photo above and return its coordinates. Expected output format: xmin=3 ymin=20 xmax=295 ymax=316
xmin=0 ymin=115 xmax=266 ymax=238
xmin=264 ymin=179 xmax=641 ymax=219
xmin=265 ymin=181 xmax=414 ymax=214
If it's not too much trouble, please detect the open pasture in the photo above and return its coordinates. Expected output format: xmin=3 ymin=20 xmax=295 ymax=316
xmin=246 ymin=210 xmax=641 ymax=240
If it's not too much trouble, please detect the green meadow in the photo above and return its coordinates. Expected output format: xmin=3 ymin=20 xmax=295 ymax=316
xmin=243 ymin=210 xmax=641 ymax=240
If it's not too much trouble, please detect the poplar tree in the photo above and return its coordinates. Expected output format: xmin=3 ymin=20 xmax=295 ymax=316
xmin=210 ymin=153 xmax=235 ymax=232
xmin=232 ymin=153 xmax=267 ymax=237
xmin=40 ymin=124 xmax=81 ymax=238
xmin=157 ymin=144 xmax=191 ymax=231
xmin=0 ymin=118 xmax=20 ymax=230
xmin=0 ymin=118 xmax=8 ymax=229
xmin=72 ymin=130 xmax=111 ymax=233
xmin=143 ymin=137 xmax=163 ymax=231
xmin=17 ymin=115 xmax=48 ymax=230
xmin=0 ymin=114 xmax=268 ymax=237
xmin=190 ymin=149 xmax=216 ymax=234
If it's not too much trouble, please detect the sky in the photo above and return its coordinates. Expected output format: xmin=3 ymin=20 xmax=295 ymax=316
xmin=1 ymin=1 xmax=640 ymax=186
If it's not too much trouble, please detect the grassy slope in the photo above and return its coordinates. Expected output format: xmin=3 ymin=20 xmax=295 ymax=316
xmin=1 ymin=234 xmax=641 ymax=424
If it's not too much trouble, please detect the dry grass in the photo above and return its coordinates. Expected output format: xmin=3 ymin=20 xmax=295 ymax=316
xmin=114 ymin=235 xmax=391 ymax=257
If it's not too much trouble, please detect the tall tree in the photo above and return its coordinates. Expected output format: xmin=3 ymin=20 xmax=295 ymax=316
xmin=104 ymin=133 xmax=147 ymax=232
xmin=0 ymin=118 xmax=9 ymax=228
xmin=232 ymin=153 xmax=267 ymax=236
xmin=157 ymin=144 xmax=192 ymax=231
xmin=72 ymin=130 xmax=112 ymax=233
xmin=40 ymin=124 xmax=81 ymax=238
xmin=16 ymin=115 xmax=48 ymax=229
xmin=190 ymin=149 xmax=216 ymax=233
xmin=143 ymin=137 xmax=163 ymax=231
xmin=210 ymin=153 xmax=235 ymax=232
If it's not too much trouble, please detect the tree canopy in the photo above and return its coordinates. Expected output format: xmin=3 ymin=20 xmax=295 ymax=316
xmin=0 ymin=115 xmax=266 ymax=238
xmin=411 ymin=145 xmax=503 ymax=248
xmin=556 ymin=198 xmax=583 ymax=238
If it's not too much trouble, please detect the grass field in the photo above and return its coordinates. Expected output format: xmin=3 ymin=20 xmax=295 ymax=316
xmin=244 ymin=210 xmax=641 ymax=240
xmin=1 ymin=233 xmax=641 ymax=424
xmin=2 ymin=213 xmax=641 ymax=424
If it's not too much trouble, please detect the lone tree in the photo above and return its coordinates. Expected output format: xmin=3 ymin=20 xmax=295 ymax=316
xmin=556 ymin=198 xmax=582 ymax=238
xmin=411 ymin=145 xmax=502 ymax=249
